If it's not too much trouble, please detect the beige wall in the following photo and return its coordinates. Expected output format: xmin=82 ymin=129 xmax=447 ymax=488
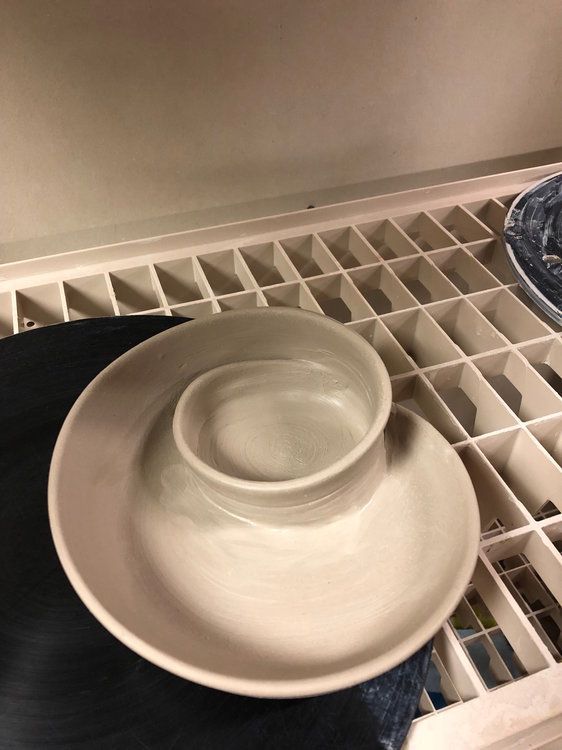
xmin=1 ymin=0 xmax=561 ymax=256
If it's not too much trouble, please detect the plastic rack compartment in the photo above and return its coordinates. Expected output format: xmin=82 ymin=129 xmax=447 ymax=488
xmin=476 ymin=429 xmax=562 ymax=517
xmin=426 ymin=299 xmax=508 ymax=356
xmin=63 ymin=275 xmax=116 ymax=320
xmin=473 ymin=350 xmax=562 ymax=422
xmin=238 ymin=242 xmax=299 ymax=287
xmin=0 ymin=292 xmax=14 ymax=338
xmin=16 ymin=283 xmax=65 ymax=331
xmin=3 ymin=162 xmax=562 ymax=749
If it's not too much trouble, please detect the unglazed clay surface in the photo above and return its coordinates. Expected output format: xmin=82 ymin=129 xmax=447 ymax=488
xmin=49 ymin=308 xmax=480 ymax=698
xmin=174 ymin=359 xmax=374 ymax=482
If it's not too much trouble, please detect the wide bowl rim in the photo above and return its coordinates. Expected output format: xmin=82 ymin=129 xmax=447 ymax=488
xmin=49 ymin=404 xmax=480 ymax=698
xmin=48 ymin=308 xmax=479 ymax=698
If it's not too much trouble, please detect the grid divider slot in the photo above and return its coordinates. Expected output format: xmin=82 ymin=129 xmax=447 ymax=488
xmin=457 ymin=444 xmax=532 ymax=536
xmin=348 ymin=264 xmax=418 ymax=315
xmin=485 ymin=532 xmax=562 ymax=611
xmin=463 ymin=635 xmax=515 ymax=689
xmin=388 ymin=255 xmax=460 ymax=304
xmin=109 ymin=266 xmax=161 ymax=315
xmin=464 ymin=239 xmax=515 ymax=285
xmin=528 ymin=416 xmax=562 ymax=467
xmin=154 ymin=256 xmax=210 ymax=306
xmin=261 ymin=282 xmax=324 ymax=314
xmin=217 ymin=291 xmax=266 ymax=312
xmin=426 ymin=362 xmax=518 ymax=437
xmin=426 ymin=298 xmax=509 ymax=357
xmin=62 ymin=275 xmax=116 ymax=320
xmin=434 ymin=625 xmax=485 ymax=700
xmin=306 ymin=274 xmax=373 ymax=323
xmin=58 ymin=281 xmax=70 ymax=322
xmin=346 ymin=318 xmax=414 ymax=377
xmin=423 ymin=651 xmax=462 ymax=711
xmin=517 ymin=339 xmax=562 ymax=397
xmin=430 ymin=247 xmax=500 ymax=294
xmin=318 ymin=226 xmax=380 ymax=268
xmin=15 ymin=283 xmax=66 ymax=331
xmin=355 ymin=218 xmax=421 ymax=260
xmin=496 ymin=194 xmax=518 ymax=209
xmin=449 ymin=590 xmax=487 ymax=639
xmin=278 ymin=234 xmax=339 ymax=278
xmin=462 ymin=199 xmax=508 ymax=235
xmin=148 ymin=265 xmax=169 ymax=311
xmin=103 ymin=272 xmax=120 ymax=315
xmin=129 ymin=308 xmax=167 ymax=317
xmin=392 ymin=211 xmax=458 ymax=252
xmin=0 ymin=291 xmax=14 ymax=337
xmin=196 ymin=249 xmax=255 ymax=296
xmin=477 ymin=430 xmax=562 ymax=516
xmin=472 ymin=350 xmax=562 ymax=422
xmin=170 ymin=299 xmax=219 ymax=319
xmin=469 ymin=288 xmax=551 ymax=344
xmin=429 ymin=205 xmax=494 ymax=244
xmin=502 ymin=560 xmax=559 ymax=618
xmin=506 ymin=283 xmax=562 ymax=334
xmin=191 ymin=256 xmax=216 ymax=299
xmin=391 ymin=374 xmax=467 ymax=443
xmin=383 ymin=308 xmax=463 ymax=368
xmin=482 ymin=533 xmax=562 ymax=661
xmin=238 ymin=241 xmax=299 ymax=287
xmin=523 ymin=533 xmax=562 ymax=608
xmin=471 ymin=557 xmax=552 ymax=675
xmin=415 ymin=689 xmax=436 ymax=718
xmin=529 ymin=612 xmax=562 ymax=662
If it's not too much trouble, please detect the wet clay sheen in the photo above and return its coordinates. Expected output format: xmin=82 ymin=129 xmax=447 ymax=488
xmin=49 ymin=308 xmax=480 ymax=698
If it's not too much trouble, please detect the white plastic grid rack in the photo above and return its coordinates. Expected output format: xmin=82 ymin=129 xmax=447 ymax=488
xmin=1 ymin=163 xmax=561 ymax=750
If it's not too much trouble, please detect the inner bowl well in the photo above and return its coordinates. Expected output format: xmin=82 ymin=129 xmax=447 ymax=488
xmin=174 ymin=358 xmax=375 ymax=482
xmin=169 ymin=308 xmax=392 ymax=513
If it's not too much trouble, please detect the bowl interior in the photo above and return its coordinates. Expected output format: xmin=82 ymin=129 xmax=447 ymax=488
xmin=175 ymin=358 xmax=375 ymax=482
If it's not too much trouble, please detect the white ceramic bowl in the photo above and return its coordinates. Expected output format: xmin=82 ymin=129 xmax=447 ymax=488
xmin=49 ymin=308 xmax=479 ymax=697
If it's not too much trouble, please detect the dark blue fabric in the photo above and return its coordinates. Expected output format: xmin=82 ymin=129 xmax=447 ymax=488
xmin=0 ymin=317 xmax=432 ymax=750
xmin=358 ymin=643 xmax=433 ymax=749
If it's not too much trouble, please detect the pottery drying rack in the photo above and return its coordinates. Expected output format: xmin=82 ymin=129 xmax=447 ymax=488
xmin=1 ymin=163 xmax=561 ymax=750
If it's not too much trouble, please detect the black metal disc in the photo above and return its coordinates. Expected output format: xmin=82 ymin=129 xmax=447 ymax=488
xmin=0 ymin=317 xmax=431 ymax=750
xmin=504 ymin=172 xmax=562 ymax=325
